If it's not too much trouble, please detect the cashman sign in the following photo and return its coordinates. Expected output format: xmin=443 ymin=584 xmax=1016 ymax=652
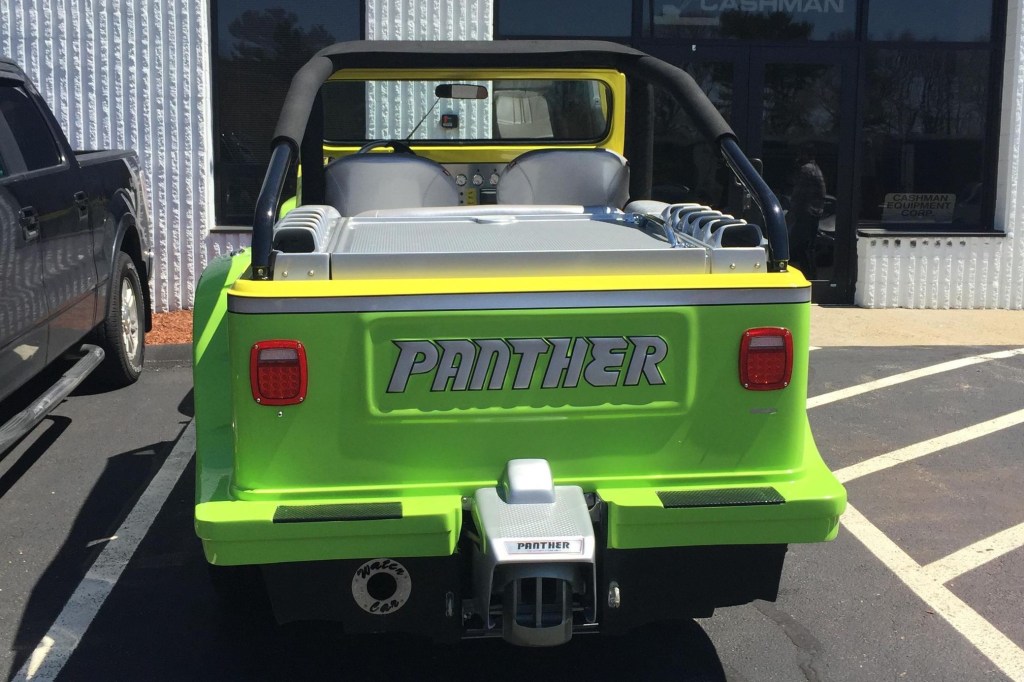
xmin=696 ymin=0 xmax=844 ymax=11
xmin=657 ymin=0 xmax=846 ymax=18
xmin=881 ymin=193 xmax=957 ymax=223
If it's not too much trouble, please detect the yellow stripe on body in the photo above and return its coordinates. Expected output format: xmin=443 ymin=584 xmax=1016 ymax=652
xmin=228 ymin=271 xmax=809 ymax=299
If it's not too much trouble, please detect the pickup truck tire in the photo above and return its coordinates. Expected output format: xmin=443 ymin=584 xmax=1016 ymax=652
xmin=94 ymin=253 xmax=145 ymax=386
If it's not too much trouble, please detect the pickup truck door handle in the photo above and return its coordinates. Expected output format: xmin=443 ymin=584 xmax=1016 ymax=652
xmin=19 ymin=206 xmax=39 ymax=241
xmin=74 ymin=191 xmax=89 ymax=216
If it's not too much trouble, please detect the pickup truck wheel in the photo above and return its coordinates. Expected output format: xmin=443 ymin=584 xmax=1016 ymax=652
xmin=95 ymin=253 xmax=145 ymax=386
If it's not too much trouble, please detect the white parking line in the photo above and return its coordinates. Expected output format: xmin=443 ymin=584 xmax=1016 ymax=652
xmin=833 ymin=409 xmax=1024 ymax=484
xmin=924 ymin=522 xmax=1024 ymax=585
xmin=841 ymin=504 xmax=1024 ymax=680
xmin=810 ymin=348 xmax=1024 ymax=678
xmin=807 ymin=347 xmax=1024 ymax=409
xmin=13 ymin=422 xmax=196 ymax=682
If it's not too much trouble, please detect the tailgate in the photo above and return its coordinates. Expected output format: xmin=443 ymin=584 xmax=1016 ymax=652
xmin=225 ymin=285 xmax=812 ymax=499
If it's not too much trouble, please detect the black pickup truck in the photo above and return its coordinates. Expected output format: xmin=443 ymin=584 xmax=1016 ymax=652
xmin=0 ymin=58 xmax=152 ymax=449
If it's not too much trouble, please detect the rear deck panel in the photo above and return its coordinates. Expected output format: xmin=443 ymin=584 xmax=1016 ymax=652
xmin=225 ymin=281 xmax=811 ymax=496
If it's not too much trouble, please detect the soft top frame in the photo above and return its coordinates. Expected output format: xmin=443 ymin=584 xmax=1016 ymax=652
xmin=251 ymin=40 xmax=787 ymax=278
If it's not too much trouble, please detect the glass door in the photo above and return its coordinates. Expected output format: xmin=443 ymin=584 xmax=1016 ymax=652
xmin=748 ymin=47 xmax=858 ymax=302
xmin=641 ymin=44 xmax=858 ymax=303
xmin=646 ymin=46 xmax=745 ymax=209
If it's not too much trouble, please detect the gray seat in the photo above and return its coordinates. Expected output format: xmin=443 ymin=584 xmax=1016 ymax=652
xmin=497 ymin=149 xmax=629 ymax=207
xmin=324 ymin=153 xmax=459 ymax=217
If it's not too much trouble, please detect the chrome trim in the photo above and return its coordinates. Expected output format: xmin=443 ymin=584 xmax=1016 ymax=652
xmin=227 ymin=287 xmax=810 ymax=314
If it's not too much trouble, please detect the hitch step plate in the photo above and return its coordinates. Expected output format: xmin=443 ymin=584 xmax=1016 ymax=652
xmin=472 ymin=459 xmax=596 ymax=646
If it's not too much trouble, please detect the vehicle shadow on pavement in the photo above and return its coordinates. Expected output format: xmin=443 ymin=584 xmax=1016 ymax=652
xmin=49 ymin=457 xmax=728 ymax=681
xmin=178 ymin=388 xmax=194 ymax=419
xmin=0 ymin=417 xmax=70 ymax=503
xmin=254 ymin=618 xmax=728 ymax=681
xmin=7 ymin=437 xmax=178 ymax=681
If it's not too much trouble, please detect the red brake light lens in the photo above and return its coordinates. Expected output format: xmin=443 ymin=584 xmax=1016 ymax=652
xmin=250 ymin=340 xmax=307 ymax=405
xmin=739 ymin=328 xmax=793 ymax=391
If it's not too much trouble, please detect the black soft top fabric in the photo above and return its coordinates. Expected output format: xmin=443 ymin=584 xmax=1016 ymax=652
xmin=272 ymin=40 xmax=733 ymax=149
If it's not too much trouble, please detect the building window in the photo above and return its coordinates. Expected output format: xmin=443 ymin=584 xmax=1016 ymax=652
xmin=867 ymin=0 xmax=993 ymax=42
xmin=651 ymin=66 xmax=734 ymax=206
xmin=644 ymin=0 xmax=858 ymax=41
xmin=496 ymin=0 xmax=632 ymax=37
xmin=212 ymin=1 xmax=361 ymax=226
xmin=860 ymin=48 xmax=992 ymax=230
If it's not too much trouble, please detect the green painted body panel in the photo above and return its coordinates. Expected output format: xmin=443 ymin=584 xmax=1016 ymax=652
xmin=227 ymin=303 xmax=809 ymax=496
xmin=192 ymin=251 xmax=251 ymax=535
xmin=194 ymin=260 xmax=846 ymax=565
xmin=600 ymin=424 xmax=844 ymax=549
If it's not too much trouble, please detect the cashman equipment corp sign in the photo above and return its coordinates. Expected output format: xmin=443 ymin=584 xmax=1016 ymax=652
xmin=882 ymin=193 xmax=956 ymax=223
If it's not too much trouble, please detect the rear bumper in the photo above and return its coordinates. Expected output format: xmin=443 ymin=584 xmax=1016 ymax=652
xmin=601 ymin=460 xmax=845 ymax=549
xmin=195 ymin=461 xmax=844 ymax=566
xmin=196 ymin=447 xmax=845 ymax=639
xmin=195 ymin=494 xmax=462 ymax=565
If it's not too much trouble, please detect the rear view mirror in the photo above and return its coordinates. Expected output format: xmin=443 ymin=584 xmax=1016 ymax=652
xmin=435 ymin=84 xmax=488 ymax=100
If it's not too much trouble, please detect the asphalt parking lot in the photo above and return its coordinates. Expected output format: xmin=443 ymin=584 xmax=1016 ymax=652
xmin=1 ymin=339 xmax=1022 ymax=681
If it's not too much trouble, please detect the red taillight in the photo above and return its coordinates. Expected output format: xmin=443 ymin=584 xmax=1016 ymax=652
xmin=250 ymin=340 xmax=307 ymax=405
xmin=739 ymin=328 xmax=793 ymax=391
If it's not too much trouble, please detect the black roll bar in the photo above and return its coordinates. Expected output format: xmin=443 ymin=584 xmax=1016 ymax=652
xmin=250 ymin=143 xmax=294 ymax=280
xmin=719 ymin=137 xmax=789 ymax=271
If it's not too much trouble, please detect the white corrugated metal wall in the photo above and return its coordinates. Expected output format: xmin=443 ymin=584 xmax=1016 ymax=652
xmin=0 ymin=0 xmax=491 ymax=312
xmin=1 ymin=0 xmax=1020 ymax=310
xmin=0 ymin=0 xmax=213 ymax=312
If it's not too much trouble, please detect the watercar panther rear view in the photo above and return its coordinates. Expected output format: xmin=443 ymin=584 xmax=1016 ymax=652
xmin=192 ymin=40 xmax=846 ymax=647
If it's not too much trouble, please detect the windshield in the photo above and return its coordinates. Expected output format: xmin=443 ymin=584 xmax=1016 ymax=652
xmin=320 ymin=78 xmax=611 ymax=144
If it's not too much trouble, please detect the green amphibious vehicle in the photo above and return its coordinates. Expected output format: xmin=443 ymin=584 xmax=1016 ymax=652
xmin=193 ymin=41 xmax=846 ymax=647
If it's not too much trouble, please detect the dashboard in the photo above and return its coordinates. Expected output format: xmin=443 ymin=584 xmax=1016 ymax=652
xmin=444 ymin=163 xmax=507 ymax=205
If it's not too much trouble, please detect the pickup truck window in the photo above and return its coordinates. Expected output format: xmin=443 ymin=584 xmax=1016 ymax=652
xmin=0 ymin=86 xmax=61 ymax=172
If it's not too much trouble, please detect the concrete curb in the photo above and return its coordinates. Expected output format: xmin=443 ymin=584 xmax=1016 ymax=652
xmin=146 ymin=343 xmax=191 ymax=368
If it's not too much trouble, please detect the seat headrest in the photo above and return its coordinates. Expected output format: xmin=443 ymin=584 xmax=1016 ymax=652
xmin=497 ymin=148 xmax=629 ymax=208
